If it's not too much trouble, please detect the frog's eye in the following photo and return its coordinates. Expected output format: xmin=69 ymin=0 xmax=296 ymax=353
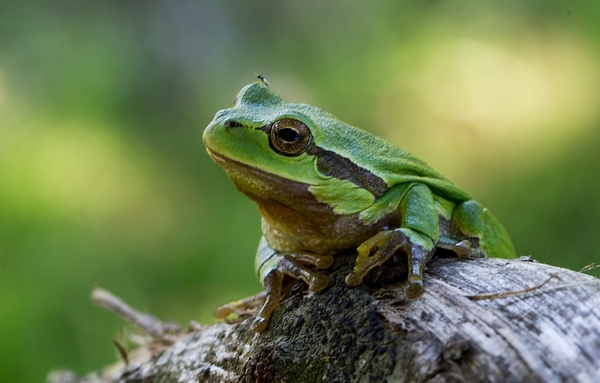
xmin=269 ymin=118 xmax=312 ymax=156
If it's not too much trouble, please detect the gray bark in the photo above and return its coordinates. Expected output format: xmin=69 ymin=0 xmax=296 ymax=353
xmin=47 ymin=256 xmax=600 ymax=383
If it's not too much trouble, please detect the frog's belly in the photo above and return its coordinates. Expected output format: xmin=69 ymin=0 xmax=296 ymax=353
xmin=262 ymin=209 xmax=396 ymax=254
xmin=236 ymin=175 xmax=397 ymax=253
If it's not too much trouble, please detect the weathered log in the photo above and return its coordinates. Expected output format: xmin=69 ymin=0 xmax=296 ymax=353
xmin=47 ymin=256 xmax=600 ymax=383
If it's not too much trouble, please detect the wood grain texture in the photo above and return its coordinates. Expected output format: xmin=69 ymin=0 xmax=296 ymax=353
xmin=47 ymin=256 xmax=600 ymax=383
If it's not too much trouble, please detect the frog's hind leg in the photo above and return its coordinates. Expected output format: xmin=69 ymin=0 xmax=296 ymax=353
xmin=251 ymin=253 xmax=333 ymax=332
xmin=452 ymin=200 xmax=516 ymax=259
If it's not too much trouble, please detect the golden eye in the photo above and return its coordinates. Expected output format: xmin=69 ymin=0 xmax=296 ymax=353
xmin=269 ymin=118 xmax=312 ymax=156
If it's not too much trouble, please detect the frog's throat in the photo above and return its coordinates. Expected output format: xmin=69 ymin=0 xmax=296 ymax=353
xmin=207 ymin=148 xmax=335 ymax=216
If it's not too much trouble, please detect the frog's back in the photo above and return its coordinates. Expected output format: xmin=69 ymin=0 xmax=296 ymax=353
xmin=295 ymin=103 xmax=472 ymax=203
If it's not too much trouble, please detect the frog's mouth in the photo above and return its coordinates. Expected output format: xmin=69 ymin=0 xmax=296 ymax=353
xmin=205 ymin=148 xmax=230 ymax=167
xmin=205 ymin=148 xmax=283 ymax=184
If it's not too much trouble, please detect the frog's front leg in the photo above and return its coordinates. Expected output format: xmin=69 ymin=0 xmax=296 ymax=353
xmin=252 ymin=251 xmax=334 ymax=332
xmin=214 ymin=250 xmax=333 ymax=332
xmin=346 ymin=183 xmax=438 ymax=298
xmin=251 ymin=268 xmax=283 ymax=332
xmin=215 ymin=237 xmax=332 ymax=332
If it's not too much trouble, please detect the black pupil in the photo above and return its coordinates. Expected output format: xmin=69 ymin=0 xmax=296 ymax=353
xmin=278 ymin=128 xmax=300 ymax=142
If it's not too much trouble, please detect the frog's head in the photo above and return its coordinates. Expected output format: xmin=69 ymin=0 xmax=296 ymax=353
xmin=204 ymin=82 xmax=312 ymax=161
xmin=203 ymin=81 xmax=387 ymax=216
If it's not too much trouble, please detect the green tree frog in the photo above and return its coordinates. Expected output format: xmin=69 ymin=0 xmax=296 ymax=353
xmin=204 ymin=79 xmax=516 ymax=332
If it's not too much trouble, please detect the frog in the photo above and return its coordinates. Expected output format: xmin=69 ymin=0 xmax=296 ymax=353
xmin=203 ymin=78 xmax=516 ymax=332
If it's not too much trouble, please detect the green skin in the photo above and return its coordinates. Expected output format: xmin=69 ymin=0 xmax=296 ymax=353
xmin=204 ymin=80 xmax=516 ymax=332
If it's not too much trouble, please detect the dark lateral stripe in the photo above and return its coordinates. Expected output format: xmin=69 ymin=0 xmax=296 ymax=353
xmin=306 ymin=145 xmax=388 ymax=197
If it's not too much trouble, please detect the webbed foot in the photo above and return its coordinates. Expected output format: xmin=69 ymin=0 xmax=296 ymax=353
xmin=345 ymin=229 xmax=434 ymax=299
xmin=345 ymin=230 xmax=409 ymax=286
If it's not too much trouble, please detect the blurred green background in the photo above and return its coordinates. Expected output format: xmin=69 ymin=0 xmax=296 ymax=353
xmin=1 ymin=1 xmax=599 ymax=381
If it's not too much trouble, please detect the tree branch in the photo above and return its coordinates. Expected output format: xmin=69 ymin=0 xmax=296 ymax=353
xmin=47 ymin=256 xmax=600 ymax=383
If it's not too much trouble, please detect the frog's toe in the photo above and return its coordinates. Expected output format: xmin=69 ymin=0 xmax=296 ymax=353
xmin=345 ymin=272 xmax=363 ymax=287
xmin=406 ymin=277 xmax=424 ymax=298
xmin=214 ymin=305 xmax=235 ymax=319
xmin=314 ymin=255 xmax=334 ymax=269
xmin=309 ymin=273 xmax=329 ymax=292
xmin=452 ymin=240 xmax=471 ymax=257
xmin=357 ymin=231 xmax=393 ymax=256
xmin=251 ymin=316 xmax=269 ymax=332
xmin=213 ymin=291 xmax=267 ymax=320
